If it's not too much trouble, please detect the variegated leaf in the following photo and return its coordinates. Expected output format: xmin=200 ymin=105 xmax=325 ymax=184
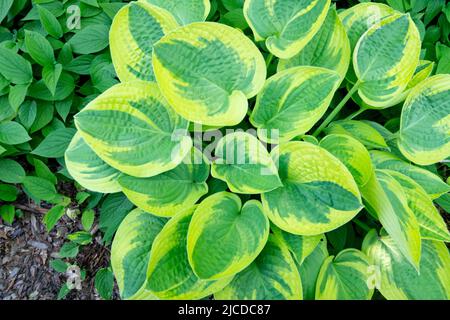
xmin=325 ymin=120 xmax=388 ymax=150
xmin=65 ymin=132 xmax=121 ymax=193
xmin=74 ymin=81 xmax=192 ymax=178
xmin=110 ymin=2 xmax=178 ymax=82
xmin=353 ymin=13 xmax=421 ymax=108
xmin=272 ymin=224 xmax=322 ymax=265
xmin=262 ymin=142 xmax=362 ymax=235
xmin=152 ymin=22 xmax=266 ymax=126
xmin=118 ymin=148 xmax=209 ymax=217
xmin=142 ymin=0 xmax=210 ymax=25
xmin=111 ymin=209 xmax=167 ymax=300
xmin=214 ymin=234 xmax=302 ymax=300
xmin=243 ymin=0 xmax=331 ymax=59
xmin=146 ymin=206 xmax=232 ymax=299
xmin=315 ymin=249 xmax=373 ymax=300
xmin=277 ymin=6 xmax=350 ymax=80
xmin=363 ymin=230 xmax=450 ymax=300
xmin=250 ymin=66 xmax=340 ymax=143
xmin=187 ymin=192 xmax=269 ymax=279
xmin=361 ymin=170 xmax=421 ymax=268
xmin=320 ymin=134 xmax=374 ymax=188
xmin=371 ymin=151 xmax=450 ymax=199
xmin=386 ymin=171 xmax=450 ymax=242
xmin=398 ymin=74 xmax=450 ymax=165
xmin=211 ymin=132 xmax=282 ymax=194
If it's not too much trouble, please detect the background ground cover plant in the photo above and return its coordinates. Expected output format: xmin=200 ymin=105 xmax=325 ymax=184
xmin=0 ymin=0 xmax=449 ymax=300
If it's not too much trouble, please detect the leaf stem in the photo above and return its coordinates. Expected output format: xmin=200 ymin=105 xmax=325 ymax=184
xmin=313 ymin=81 xmax=361 ymax=137
xmin=265 ymin=53 xmax=274 ymax=67
xmin=353 ymin=219 xmax=371 ymax=233
xmin=345 ymin=107 xmax=367 ymax=121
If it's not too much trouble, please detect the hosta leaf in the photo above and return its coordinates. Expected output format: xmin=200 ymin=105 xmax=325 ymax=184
xmin=363 ymin=230 xmax=450 ymax=300
xmin=243 ymin=0 xmax=330 ymax=59
xmin=315 ymin=249 xmax=373 ymax=300
xmin=272 ymin=225 xmax=322 ymax=265
xmin=370 ymin=151 xmax=450 ymax=199
xmin=214 ymin=234 xmax=302 ymax=300
xmin=262 ymin=142 xmax=362 ymax=235
xmin=74 ymin=81 xmax=192 ymax=178
xmin=65 ymin=133 xmax=122 ymax=194
xmin=277 ymin=6 xmax=350 ymax=80
xmin=111 ymin=208 xmax=166 ymax=299
xmin=187 ymin=192 xmax=269 ymax=280
xmin=211 ymin=132 xmax=281 ymax=194
xmin=398 ymin=75 xmax=450 ymax=166
xmin=143 ymin=0 xmax=210 ymax=25
xmin=250 ymin=66 xmax=340 ymax=143
xmin=353 ymin=13 xmax=421 ymax=108
xmin=110 ymin=2 xmax=178 ymax=83
xmin=152 ymin=22 xmax=266 ymax=126
xmin=118 ymin=148 xmax=209 ymax=217
xmin=361 ymin=170 xmax=421 ymax=269
xmin=146 ymin=206 xmax=232 ymax=299
xmin=386 ymin=171 xmax=450 ymax=242
xmin=297 ymin=236 xmax=328 ymax=300
xmin=326 ymin=120 xmax=388 ymax=150
xmin=407 ymin=60 xmax=434 ymax=89
xmin=320 ymin=134 xmax=374 ymax=188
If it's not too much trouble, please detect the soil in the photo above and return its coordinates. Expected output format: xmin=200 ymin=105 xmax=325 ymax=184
xmin=0 ymin=201 xmax=119 ymax=300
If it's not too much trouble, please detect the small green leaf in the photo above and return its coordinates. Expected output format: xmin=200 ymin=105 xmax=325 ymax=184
xmin=0 ymin=205 xmax=15 ymax=224
xmin=22 ymin=176 xmax=58 ymax=202
xmin=81 ymin=209 xmax=95 ymax=231
xmin=42 ymin=63 xmax=62 ymax=96
xmin=38 ymin=5 xmax=63 ymax=38
xmin=0 ymin=121 xmax=31 ymax=145
xmin=68 ymin=231 xmax=92 ymax=245
xmin=59 ymin=242 xmax=79 ymax=258
xmin=0 ymin=0 xmax=13 ymax=23
xmin=32 ymin=127 xmax=76 ymax=158
xmin=95 ymin=268 xmax=114 ymax=300
xmin=43 ymin=205 xmax=65 ymax=232
xmin=0 ymin=159 xmax=25 ymax=183
xmin=0 ymin=47 xmax=33 ymax=84
xmin=33 ymin=158 xmax=57 ymax=185
xmin=57 ymin=284 xmax=71 ymax=300
xmin=0 ymin=184 xmax=18 ymax=201
xmin=68 ymin=24 xmax=110 ymax=54
xmin=24 ymin=30 xmax=55 ymax=66
xmin=8 ymin=83 xmax=29 ymax=111
xmin=50 ymin=259 xmax=68 ymax=273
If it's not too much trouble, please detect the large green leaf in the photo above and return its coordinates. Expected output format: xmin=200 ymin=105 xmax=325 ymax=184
xmin=214 ymin=234 xmax=302 ymax=300
xmin=320 ymin=134 xmax=374 ymax=188
xmin=146 ymin=207 xmax=232 ymax=299
xmin=143 ymin=0 xmax=210 ymax=25
xmin=65 ymin=133 xmax=122 ymax=194
xmin=111 ymin=209 xmax=166 ymax=300
xmin=398 ymin=75 xmax=450 ymax=165
xmin=152 ymin=22 xmax=266 ymax=126
xmin=250 ymin=66 xmax=340 ymax=143
xmin=386 ymin=171 xmax=450 ymax=242
xmin=74 ymin=81 xmax=192 ymax=178
xmin=110 ymin=2 xmax=178 ymax=83
xmin=370 ymin=151 xmax=450 ymax=199
xmin=278 ymin=6 xmax=350 ymax=80
xmin=262 ymin=142 xmax=362 ymax=235
xmin=243 ymin=0 xmax=330 ymax=59
xmin=187 ymin=192 xmax=269 ymax=279
xmin=118 ymin=148 xmax=209 ymax=217
xmin=315 ymin=249 xmax=373 ymax=300
xmin=211 ymin=132 xmax=281 ymax=194
xmin=363 ymin=230 xmax=450 ymax=300
xmin=353 ymin=13 xmax=421 ymax=108
xmin=361 ymin=170 xmax=422 ymax=268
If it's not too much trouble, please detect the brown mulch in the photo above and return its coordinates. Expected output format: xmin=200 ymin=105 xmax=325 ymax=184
xmin=0 ymin=207 xmax=118 ymax=300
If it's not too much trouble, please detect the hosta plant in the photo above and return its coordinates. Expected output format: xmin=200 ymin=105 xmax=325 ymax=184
xmin=65 ymin=0 xmax=450 ymax=300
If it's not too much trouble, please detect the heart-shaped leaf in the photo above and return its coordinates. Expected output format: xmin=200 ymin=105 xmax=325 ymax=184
xmin=152 ymin=22 xmax=266 ymax=126
xmin=262 ymin=142 xmax=362 ymax=235
xmin=244 ymin=0 xmax=331 ymax=58
xmin=74 ymin=81 xmax=192 ymax=178
xmin=211 ymin=132 xmax=282 ymax=194
xmin=250 ymin=66 xmax=340 ymax=143
xmin=110 ymin=2 xmax=178 ymax=82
